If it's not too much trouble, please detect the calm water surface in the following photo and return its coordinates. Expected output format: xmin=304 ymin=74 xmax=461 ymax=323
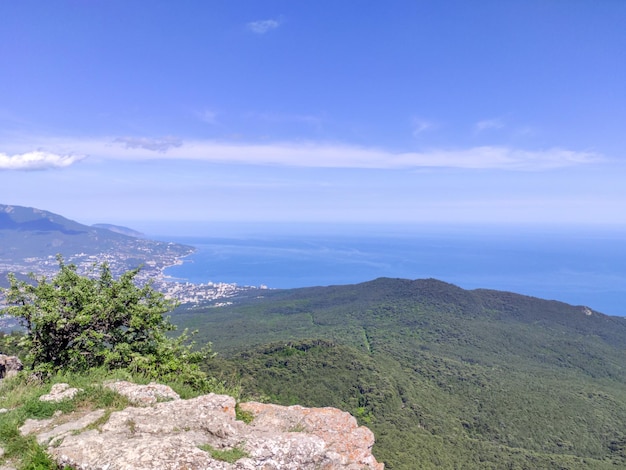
xmin=159 ymin=226 xmax=626 ymax=316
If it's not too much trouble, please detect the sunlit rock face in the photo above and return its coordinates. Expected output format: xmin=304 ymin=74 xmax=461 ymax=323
xmin=21 ymin=381 xmax=384 ymax=470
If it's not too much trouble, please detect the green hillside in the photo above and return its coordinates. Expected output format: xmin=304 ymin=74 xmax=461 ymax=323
xmin=173 ymin=278 xmax=626 ymax=469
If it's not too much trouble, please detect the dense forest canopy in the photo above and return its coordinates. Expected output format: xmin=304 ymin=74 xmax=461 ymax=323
xmin=174 ymin=278 xmax=626 ymax=469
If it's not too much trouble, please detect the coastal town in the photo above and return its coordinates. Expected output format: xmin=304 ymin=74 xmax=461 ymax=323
xmin=0 ymin=249 xmax=269 ymax=329
xmin=0 ymin=204 xmax=270 ymax=329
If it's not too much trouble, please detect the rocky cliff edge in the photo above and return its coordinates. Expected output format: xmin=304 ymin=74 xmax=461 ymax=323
xmin=18 ymin=381 xmax=384 ymax=470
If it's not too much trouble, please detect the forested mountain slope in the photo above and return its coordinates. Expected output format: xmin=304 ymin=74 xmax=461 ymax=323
xmin=174 ymin=278 xmax=626 ymax=469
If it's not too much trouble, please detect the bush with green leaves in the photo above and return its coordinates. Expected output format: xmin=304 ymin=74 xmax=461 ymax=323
xmin=3 ymin=256 xmax=211 ymax=385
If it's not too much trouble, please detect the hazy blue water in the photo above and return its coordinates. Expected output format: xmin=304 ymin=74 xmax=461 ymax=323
xmin=160 ymin=226 xmax=626 ymax=316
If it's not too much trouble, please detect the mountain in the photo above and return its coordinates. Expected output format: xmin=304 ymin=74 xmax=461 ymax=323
xmin=91 ymin=223 xmax=145 ymax=238
xmin=1 ymin=204 xmax=148 ymax=258
xmin=4 ymin=204 xmax=626 ymax=467
xmin=0 ymin=204 xmax=92 ymax=236
xmin=173 ymin=278 xmax=626 ymax=469
xmin=0 ymin=204 xmax=193 ymax=287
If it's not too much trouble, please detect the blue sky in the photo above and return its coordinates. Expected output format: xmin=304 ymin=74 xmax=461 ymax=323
xmin=1 ymin=1 xmax=625 ymax=233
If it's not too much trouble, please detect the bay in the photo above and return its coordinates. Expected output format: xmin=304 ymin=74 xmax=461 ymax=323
xmin=159 ymin=225 xmax=626 ymax=316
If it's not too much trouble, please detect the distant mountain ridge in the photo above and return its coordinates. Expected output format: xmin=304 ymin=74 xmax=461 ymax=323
xmin=0 ymin=205 xmax=89 ymax=235
xmin=92 ymin=223 xmax=145 ymax=238
xmin=0 ymin=204 xmax=193 ymax=287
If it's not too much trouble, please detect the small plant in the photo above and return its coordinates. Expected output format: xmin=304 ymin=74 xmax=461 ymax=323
xmin=126 ymin=418 xmax=137 ymax=434
xmin=235 ymin=404 xmax=254 ymax=424
xmin=198 ymin=443 xmax=249 ymax=463
xmin=288 ymin=422 xmax=306 ymax=432
xmin=85 ymin=410 xmax=112 ymax=432
xmin=51 ymin=436 xmax=64 ymax=447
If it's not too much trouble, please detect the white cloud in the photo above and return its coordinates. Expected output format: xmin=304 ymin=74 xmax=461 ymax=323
xmin=475 ymin=118 xmax=505 ymax=132
xmin=113 ymin=136 xmax=183 ymax=153
xmin=104 ymin=139 xmax=601 ymax=171
xmin=247 ymin=19 xmax=280 ymax=34
xmin=0 ymin=151 xmax=85 ymax=171
xmin=4 ymin=137 xmax=602 ymax=171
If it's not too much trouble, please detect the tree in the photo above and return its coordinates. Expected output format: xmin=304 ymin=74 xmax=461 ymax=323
xmin=3 ymin=256 xmax=210 ymax=384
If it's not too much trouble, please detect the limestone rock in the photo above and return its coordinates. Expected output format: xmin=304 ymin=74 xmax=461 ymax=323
xmin=0 ymin=355 xmax=23 ymax=379
xmin=21 ymin=409 xmax=106 ymax=446
xmin=22 ymin=381 xmax=383 ymax=469
xmin=39 ymin=383 xmax=83 ymax=402
xmin=104 ymin=380 xmax=180 ymax=405
xmin=239 ymin=402 xmax=383 ymax=470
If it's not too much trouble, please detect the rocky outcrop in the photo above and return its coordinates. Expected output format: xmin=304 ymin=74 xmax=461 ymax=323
xmin=20 ymin=382 xmax=384 ymax=469
xmin=104 ymin=380 xmax=181 ymax=405
xmin=0 ymin=355 xmax=23 ymax=379
xmin=39 ymin=383 xmax=83 ymax=402
xmin=239 ymin=402 xmax=382 ymax=469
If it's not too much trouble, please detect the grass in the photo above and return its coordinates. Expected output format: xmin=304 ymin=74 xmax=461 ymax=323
xmin=198 ymin=443 xmax=249 ymax=463
xmin=288 ymin=422 xmax=306 ymax=432
xmin=0 ymin=414 xmax=58 ymax=469
xmin=84 ymin=409 xmax=113 ymax=432
xmin=235 ymin=404 xmax=254 ymax=424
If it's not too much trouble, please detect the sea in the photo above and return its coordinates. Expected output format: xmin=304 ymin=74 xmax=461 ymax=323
xmin=156 ymin=224 xmax=626 ymax=317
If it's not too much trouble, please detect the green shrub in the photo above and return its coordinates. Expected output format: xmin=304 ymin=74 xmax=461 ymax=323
xmin=3 ymin=257 xmax=212 ymax=387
